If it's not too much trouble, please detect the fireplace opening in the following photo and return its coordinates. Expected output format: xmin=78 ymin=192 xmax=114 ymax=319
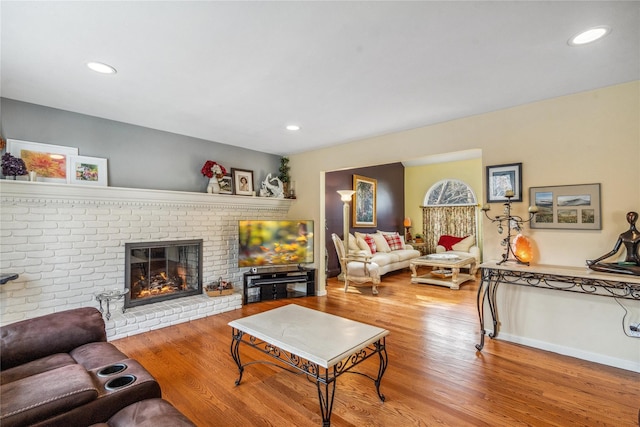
xmin=125 ymin=239 xmax=203 ymax=309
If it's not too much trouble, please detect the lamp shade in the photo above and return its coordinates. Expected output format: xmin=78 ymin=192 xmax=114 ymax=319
xmin=337 ymin=190 xmax=355 ymax=202
xmin=403 ymin=217 xmax=412 ymax=227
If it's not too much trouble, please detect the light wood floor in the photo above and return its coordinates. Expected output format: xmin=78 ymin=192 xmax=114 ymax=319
xmin=113 ymin=270 xmax=640 ymax=427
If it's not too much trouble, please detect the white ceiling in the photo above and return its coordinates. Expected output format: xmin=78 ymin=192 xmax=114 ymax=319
xmin=2 ymin=1 xmax=638 ymax=156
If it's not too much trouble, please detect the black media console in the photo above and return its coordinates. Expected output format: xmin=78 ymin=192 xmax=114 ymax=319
xmin=243 ymin=267 xmax=315 ymax=305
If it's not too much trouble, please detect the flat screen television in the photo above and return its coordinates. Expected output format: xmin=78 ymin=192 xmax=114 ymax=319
xmin=238 ymin=220 xmax=314 ymax=267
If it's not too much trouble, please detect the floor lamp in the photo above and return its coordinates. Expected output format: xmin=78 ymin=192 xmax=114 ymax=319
xmin=337 ymin=190 xmax=355 ymax=281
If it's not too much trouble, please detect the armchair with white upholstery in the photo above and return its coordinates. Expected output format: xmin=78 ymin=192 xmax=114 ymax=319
xmin=331 ymin=233 xmax=381 ymax=295
xmin=435 ymin=234 xmax=480 ymax=274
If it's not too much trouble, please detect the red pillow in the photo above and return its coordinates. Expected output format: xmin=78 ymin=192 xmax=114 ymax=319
xmin=438 ymin=235 xmax=466 ymax=251
xmin=383 ymin=233 xmax=404 ymax=251
xmin=363 ymin=235 xmax=377 ymax=254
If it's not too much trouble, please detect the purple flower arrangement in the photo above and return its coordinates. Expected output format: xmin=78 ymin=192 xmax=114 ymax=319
xmin=2 ymin=152 xmax=28 ymax=179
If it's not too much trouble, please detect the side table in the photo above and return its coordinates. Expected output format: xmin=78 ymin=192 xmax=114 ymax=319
xmin=95 ymin=289 xmax=129 ymax=320
xmin=409 ymin=241 xmax=428 ymax=255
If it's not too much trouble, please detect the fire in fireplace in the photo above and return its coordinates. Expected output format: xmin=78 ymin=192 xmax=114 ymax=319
xmin=124 ymin=239 xmax=203 ymax=309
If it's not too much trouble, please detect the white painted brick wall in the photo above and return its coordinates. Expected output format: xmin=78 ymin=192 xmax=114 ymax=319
xmin=0 ymin=182 xmax=292 ymax=339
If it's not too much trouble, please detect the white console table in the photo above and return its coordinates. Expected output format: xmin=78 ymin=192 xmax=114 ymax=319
xmin=475 ymin=262 xmax=640 ymax=351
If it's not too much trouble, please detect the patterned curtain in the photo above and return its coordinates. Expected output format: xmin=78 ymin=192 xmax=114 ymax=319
xmin=421 ymin=205 xmax=477 ymax=254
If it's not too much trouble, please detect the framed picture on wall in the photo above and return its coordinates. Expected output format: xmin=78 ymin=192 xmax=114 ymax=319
xmin=529 ymin=183 xmax=601 ymax=229
xmin=486 ymin=162 xmax=522 ymax=202
xmin=6 ymin=139 xmax=78 ymax=183
xmin=352 ymin=174 xmax=377 ymax=227
xmin=67 ymin=155 xmax=108 ymax=186
xmin=232 ymin=168 xmax=254 ymax=195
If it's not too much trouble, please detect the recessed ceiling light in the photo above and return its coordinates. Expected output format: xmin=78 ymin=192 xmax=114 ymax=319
xmin=87 ymin=61 xmax=117 ymax=74
xmin=286 ymin=124 xmax=301 ymax=131
xmin=568 ymin=26 xmax=611 ymax=46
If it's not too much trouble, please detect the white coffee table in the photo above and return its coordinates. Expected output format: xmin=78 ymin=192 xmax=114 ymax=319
xmin=410 ymin=253 xmax=476 ymax=289
xmin=228 ymin=304 xmax=389 ymax=427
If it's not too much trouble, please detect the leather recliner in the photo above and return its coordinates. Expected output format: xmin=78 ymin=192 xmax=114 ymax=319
xmin=0 ymin=307 xmax=176 ymax=426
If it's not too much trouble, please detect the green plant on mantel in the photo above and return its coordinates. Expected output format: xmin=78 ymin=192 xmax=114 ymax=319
xmin=278 ymin=156 xmax=290 ymax=183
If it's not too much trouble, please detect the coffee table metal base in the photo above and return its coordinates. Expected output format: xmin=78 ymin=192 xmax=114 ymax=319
xmin=230 ymin=329 xmax=387 ymax=426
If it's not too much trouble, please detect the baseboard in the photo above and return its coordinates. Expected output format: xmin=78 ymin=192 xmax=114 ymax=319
xmin=492 ymin=331 xmax=640 ymax=373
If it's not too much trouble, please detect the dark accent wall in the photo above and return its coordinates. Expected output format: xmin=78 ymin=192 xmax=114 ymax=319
xmin=325 ymin=162 xmax=405 ymax=277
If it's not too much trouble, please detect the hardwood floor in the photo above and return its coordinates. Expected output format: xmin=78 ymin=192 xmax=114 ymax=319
xmin=113 ymin=271 xmax=639 ymax=427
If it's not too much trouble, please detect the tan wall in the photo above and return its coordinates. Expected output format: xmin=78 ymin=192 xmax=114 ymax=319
xmin=288 ymin=81 xmax=640 ymax=371
xmin=404 ymin=157 xmax=483 ymax=243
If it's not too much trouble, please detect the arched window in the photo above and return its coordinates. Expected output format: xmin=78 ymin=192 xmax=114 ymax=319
xmin=424 ymin=179 xmax=477 ymax=206
xmin=421 ymin=179 xmax=478 ymax=254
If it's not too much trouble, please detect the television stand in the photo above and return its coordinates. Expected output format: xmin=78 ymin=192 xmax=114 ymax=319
xmin=243 ymin=266 xmax=315 ymax=305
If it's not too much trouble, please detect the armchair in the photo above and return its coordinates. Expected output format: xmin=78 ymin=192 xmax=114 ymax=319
xmin=435 ymin=234 xmax=480 ymax=274
xmin=331 ymin=233 xmax=381 ymax=295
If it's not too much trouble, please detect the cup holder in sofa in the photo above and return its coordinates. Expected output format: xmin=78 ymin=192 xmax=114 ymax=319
xmin=97 ymin=363 xmax=128 ymax=377
xmin=105 ymin=374 xmax=137 ymax=391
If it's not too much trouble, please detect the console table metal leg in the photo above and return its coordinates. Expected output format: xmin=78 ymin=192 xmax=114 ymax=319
xmin=230 ymin=328 xmax=244 ymax=386
xmin=316 ymin=370 xmax=336 ymax=427
xmin=374 ymin=338 xmax=388 ymax=402
xmin=476 ymin=269 xmax=503 ymax=350
xmin=475 ymin=269 xmax=490 ymax=350
xmin=487 ymin=274 xmax=501 ymax=339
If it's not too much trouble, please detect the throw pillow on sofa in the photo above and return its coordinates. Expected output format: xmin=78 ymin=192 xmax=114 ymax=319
xmin=381 ymin=232 xmax=404 ymax=251
xmin=372 ymin=233 xmax=391 ymax=253
xmin=355 ymin=236 xmax=371 ymax=254
xmin=347 ymin=233 xmax=360 ymax=252
xmin=362 ymin=235 xmax=377 ymax=253
xmin=438 ymin=235 xmax=467 ymax=251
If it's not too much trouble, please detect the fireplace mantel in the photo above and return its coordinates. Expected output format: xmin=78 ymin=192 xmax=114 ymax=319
xmin=0 ymin=180 xmax=293 ymax=209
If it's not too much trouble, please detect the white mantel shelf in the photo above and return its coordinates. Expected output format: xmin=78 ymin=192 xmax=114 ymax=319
xmin=0 ymin=180 xmax=293 ymax=209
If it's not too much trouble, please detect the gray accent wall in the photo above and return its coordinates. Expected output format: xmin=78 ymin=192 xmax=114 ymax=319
xmin=1 ymin=98 xmax=280 ymax=192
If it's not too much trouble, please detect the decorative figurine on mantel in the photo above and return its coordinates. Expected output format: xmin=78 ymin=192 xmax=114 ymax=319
xmin=587 ymin=211 xmax=640 ymax=276
xmin=201 ymin=160 xmax=226 ymax=194
xmin=259 ymin=173 xmax=285 ymax=198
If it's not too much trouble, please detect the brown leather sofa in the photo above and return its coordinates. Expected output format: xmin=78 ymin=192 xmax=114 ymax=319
xmin=0 ymin=307 xmax=194 ymax=427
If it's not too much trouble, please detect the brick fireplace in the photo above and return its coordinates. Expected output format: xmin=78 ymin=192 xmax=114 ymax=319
xmin=0 ymin=181 xmax=293 ymax=339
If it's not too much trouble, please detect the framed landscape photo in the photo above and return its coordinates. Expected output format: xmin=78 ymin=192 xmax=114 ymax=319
xmin=486 ymin=162 xmax=522 ymax=203
xmin=232 ymin=168 xmax=254 ymax=196
xmin=529 ymin=183 xmax=601 ymax=229
xmin=352 ymin=174 xmax=377 ymax=227
xmin=7 ymin=139 xmax=78 ymax=183
xmin=68 ymin=155 xmax=108 ymax=186
xmin=218 ymin=175 xmax=233 ymax=194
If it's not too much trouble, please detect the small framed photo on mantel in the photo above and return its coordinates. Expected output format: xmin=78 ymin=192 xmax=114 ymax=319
xmin=486 ymin=162 xmax=523 ymax=203
xmin=218 ymin=175 xmax=233 ymax=194
xmin=232 ymin=168 xmax=254 ymax=196
xmin=68 ymin=155 xmax=108 ymax=186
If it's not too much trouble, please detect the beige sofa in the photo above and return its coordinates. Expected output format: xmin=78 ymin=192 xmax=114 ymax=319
xmin=348 ymin=231 xmax=421 ymax=276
